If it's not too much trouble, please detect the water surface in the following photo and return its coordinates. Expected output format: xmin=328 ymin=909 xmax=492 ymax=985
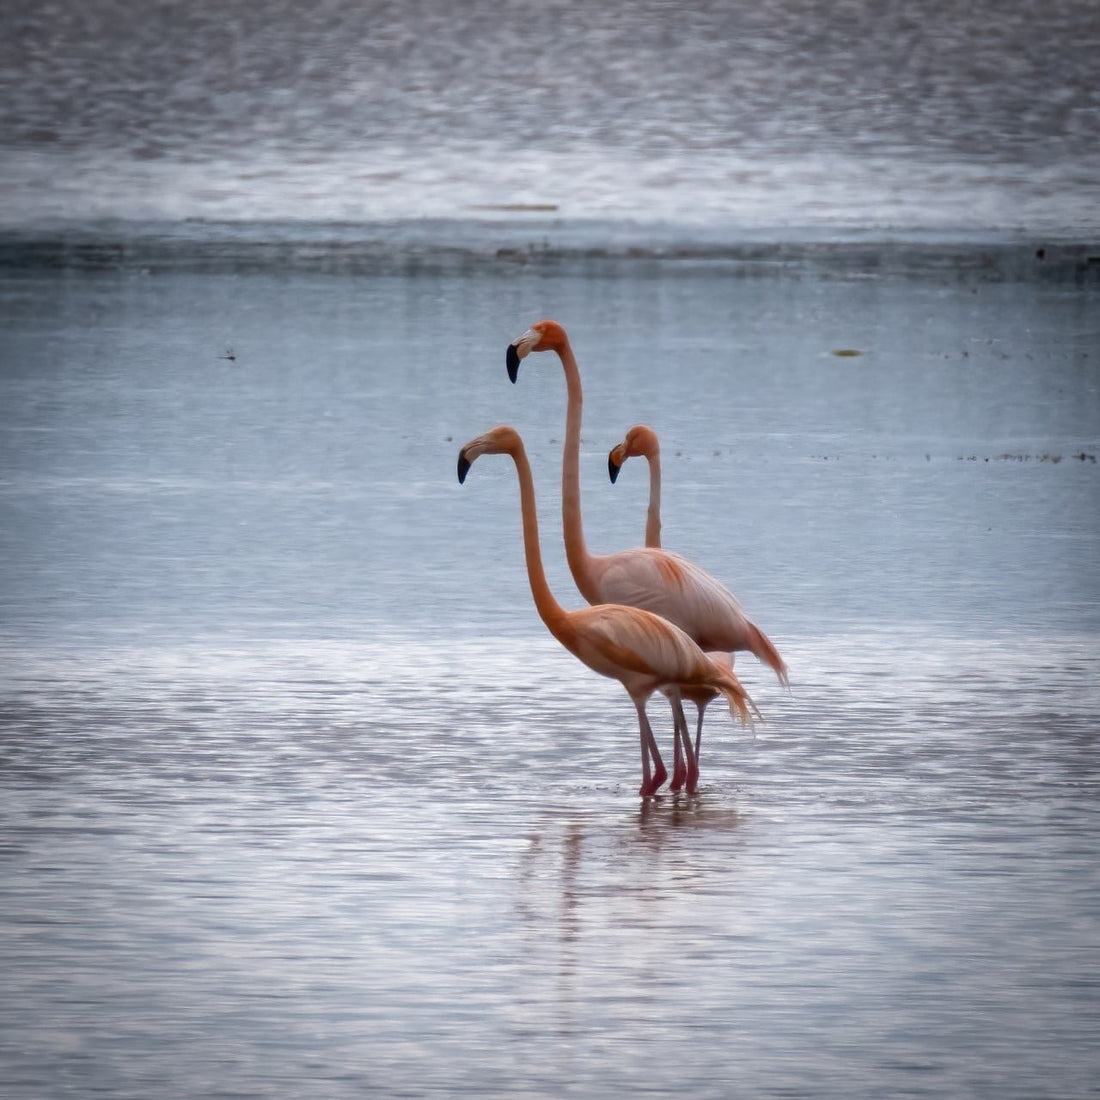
xmin=2 ymin=0 xmax=1098 ymax=231
xmin=1 ymin=264 xmax=1098 ymax=1097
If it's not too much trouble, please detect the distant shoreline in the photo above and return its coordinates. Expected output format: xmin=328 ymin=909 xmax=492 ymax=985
xmin=0 ymin=218 xmax=1097 ymax=284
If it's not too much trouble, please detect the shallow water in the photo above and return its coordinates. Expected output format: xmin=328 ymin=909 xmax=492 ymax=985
xmin=1 ymin=264 xmax=1099 ymax=1097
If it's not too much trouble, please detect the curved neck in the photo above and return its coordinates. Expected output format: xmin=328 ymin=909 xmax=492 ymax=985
xmin=557 ymin=338 xmax=602 ymax=603
xmin=510 ymin=444 xmax=569 ymax=637
xmin=644 ymin=451 xmax=663 ymax=549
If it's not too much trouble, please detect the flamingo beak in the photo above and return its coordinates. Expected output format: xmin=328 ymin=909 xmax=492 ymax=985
xmin=506 ymin=328 xmax=537 ymax=382
xmin=458 ymin=434 xmax=491 ymax=483
xmin=608 ymin=445 xmax=624 ymax=484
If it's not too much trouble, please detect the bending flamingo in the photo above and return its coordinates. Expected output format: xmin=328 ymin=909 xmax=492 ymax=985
xmin=457 ymin=425 xmax=755 ymax=797
xmin=609 ymin=424 xmax=735 ymax=776
xmin=507 ymin=321 xmax=787 ymax=793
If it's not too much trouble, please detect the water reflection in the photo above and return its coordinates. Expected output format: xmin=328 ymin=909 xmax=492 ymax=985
xmin=516 ymin=799 xmax=745 ymax=923
xmin=636 ymin=795 xmax=744 ymax=839
xmin=512 ymin=797 xmax=751 ymax=1043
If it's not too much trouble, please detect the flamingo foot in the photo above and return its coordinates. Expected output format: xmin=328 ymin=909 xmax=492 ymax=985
xmin=639 ymin=762 xmax=668 ymax=797
xmin=686 ymin=763 xmax=700 ymax=795
xmin=670 ymin=761 xmax=687 ymax=792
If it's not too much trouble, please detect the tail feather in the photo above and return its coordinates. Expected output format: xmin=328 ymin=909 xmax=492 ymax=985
xmin=745 ymin=620 xmax=789 ymax=688
xmin=717 ymin=673 xmax=761 ymax=726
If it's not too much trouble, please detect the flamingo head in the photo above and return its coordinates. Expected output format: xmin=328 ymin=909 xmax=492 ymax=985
xmin=506 ymin=319 xmax=567 ymax=382
xmin=457 ymin=425 xmax=522 ymax=483
xmin=608 ymin=424 xmax=660 ymax=483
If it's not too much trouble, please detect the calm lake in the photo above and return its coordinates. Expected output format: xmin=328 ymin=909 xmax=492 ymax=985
xmin=1 ymin=255 xmax=1098 ymax=1098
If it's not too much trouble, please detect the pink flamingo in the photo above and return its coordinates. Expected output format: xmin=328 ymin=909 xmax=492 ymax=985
xmin=458 ymin=425 xmax=755 ymax=797
xmin=507 ymin=321 xmax=787 ymax=794
xmin=608 ymin=424 xmax=739 ymax=779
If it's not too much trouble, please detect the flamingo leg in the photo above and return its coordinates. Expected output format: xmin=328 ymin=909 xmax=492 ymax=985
xmin=668 ymin=692 xmax=690 ymax=791
xmin=678 ymin=699 xmax=699 ymax=795
xmin=691 ymin=702 xmax=708 ymax=792
xmin=634 ymin=697 xmax=667 ymax=797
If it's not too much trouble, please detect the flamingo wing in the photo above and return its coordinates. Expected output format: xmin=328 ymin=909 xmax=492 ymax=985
xmin=573 ymin=604 xmax=706 ymax=683
xmin=595 ymin=549 xmax=749 ymax=646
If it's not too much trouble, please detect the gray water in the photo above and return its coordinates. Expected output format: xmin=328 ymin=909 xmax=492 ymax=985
xmin=2 ymin=0 xmax=1099 ymax=231
xmin=1 ymin=264 xmax=1098 ymax=1098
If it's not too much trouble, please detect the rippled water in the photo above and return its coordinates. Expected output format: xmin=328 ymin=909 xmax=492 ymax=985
xmin=1 ymin=262 xmax=1098 ymax=1097
xmin=2 ymin=0 xmax=1098 ymax=230
xmin=3 ymin=633 xmax=1098 ymax=1099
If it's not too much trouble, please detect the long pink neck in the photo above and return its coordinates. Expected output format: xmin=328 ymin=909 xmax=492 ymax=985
xmin=644 ymin=450 xmax=663 ymax=549
xmin=510 ymin=443 xmax=570 ymax=639
xmin=558 ymin=338 xmax=602 ymax=604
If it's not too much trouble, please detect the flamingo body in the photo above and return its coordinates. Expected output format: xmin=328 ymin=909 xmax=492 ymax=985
xmin=507 ymin=321 xmax=786 ymax=791
xmin=507 ymin=321 xmax=787 ymax=684
xmin=458 ymin=425 xmax=754 ymax=796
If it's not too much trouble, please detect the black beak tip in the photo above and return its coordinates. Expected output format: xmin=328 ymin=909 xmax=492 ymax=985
xmin=506 ymin=344 xmax=520 ymax=383
xmin=608 ymin=454 xmax=621 ymax=484
xmin=457 ymin=453 xmax=471 ymax=484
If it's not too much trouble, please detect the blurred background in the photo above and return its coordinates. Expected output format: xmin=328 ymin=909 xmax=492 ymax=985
xmin=1 ymin=0 xmax=1098 ymax=232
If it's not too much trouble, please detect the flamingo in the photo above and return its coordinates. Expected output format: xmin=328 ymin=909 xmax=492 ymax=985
xmin=507 ymin=320 xmax=788 ymax=794
xmin=457 ymin=425 xmax=756 ymax=797
xmin=609 ymin=424 xmax=735 ymax=777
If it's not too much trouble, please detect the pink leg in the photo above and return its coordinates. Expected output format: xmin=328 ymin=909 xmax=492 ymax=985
xmin=679 ymin=710 xmax=698 ymax=795
xmin=642 ymin=766 xmax=667 ymax=797
xmin=638 ymin=727 xmax=652 ymax=796
xmin=669 ymin=694 xmax=689 ymax=791
xmin=688 ymin=704 xmax=706 ymax=793
xmin=634 ymin=697 xmax=666 ymax=796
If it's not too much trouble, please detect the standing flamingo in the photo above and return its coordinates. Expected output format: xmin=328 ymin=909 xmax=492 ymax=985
xmin=457 ymin=425 xmax=756 ymax=797
xmin=507 ymin=320 xmax=787 ymax=794
xmin=609 ymin=424 xmax=736 ymax=776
